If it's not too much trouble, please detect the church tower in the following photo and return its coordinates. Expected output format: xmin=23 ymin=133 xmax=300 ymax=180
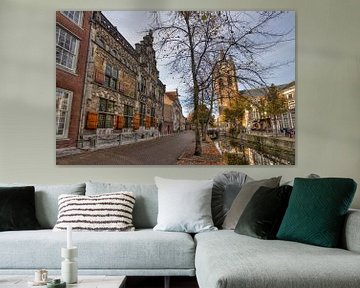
xmin=214 ymin=51 xmax=240 ymax=125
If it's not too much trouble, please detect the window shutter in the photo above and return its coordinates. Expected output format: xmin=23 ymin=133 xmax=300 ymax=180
xmin=133 ymin=113 xmax=140 ymax=130
xmin=94 ymin=54 xmax=105 ymax=84
xmin=86 ymin=112 xmax=98 ymax=129
xmin=145 ymin=116 xmax=151 ymax=128
xmin=95 ymin=70 xmax=105 ymax=84
xmin=116 ymin=116 xmax=124 ymax=129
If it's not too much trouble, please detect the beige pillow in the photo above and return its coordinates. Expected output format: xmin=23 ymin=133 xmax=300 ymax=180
xmin=222 ymin=177 xmax=281 ymax=230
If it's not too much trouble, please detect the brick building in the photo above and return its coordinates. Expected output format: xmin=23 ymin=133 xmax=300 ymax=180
xmin=56 ymin=11 xmax=92 ymax=152
xmin=164 ymin=90 xmax=185 ymax=134
xmin=243 ymin=81 xmax=296 ymax=134
xmin=79 ymin=12 xmax=165 ymax=148
xmin=163 ymin=93 xmax=174 ymax=134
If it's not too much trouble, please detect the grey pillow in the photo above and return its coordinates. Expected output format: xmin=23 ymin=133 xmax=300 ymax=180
xmin=0 ymin=183 xmax=86 ymax=228
xmin=212 ymin=171 xmax=251 ymax=228
xmin=222 ymin=177 xmax=281 ymax=230
xmin=153 ymin=177 xmax=217 ymax=233
xmin=283 ymin=173 xmax=320 ymax=186
xmin=86 ymin=181 xmax=158 ymax=229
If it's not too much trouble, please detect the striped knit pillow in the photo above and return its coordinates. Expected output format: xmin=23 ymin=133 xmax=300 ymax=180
xmin=53 ymin=192 xmax=136 ymax=231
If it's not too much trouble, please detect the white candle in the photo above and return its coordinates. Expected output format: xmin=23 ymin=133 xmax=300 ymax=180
xmin=67 ymin=225 xmax=72 ymax=249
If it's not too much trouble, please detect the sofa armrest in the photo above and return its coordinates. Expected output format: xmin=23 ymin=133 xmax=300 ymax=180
xmin=342 ymin=209 xmax=360 ymax=253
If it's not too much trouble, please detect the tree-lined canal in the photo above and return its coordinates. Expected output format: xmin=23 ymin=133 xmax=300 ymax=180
xmin=214 ymin=135 xmax=295 ymax=165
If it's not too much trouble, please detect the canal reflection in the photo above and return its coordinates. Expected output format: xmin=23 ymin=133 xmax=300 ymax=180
xmin=215 ymin=137 xmax=295 ymax=165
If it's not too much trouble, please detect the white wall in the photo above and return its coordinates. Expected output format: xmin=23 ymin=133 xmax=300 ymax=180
xmin=0 ymin=0 xmax=359 ymax=208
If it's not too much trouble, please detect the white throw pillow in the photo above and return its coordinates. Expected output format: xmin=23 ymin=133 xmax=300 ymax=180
xmin=153 ymin=177 xmax=217 ymax=233
xmin=53 ymin=192 xmax=135 ymax=232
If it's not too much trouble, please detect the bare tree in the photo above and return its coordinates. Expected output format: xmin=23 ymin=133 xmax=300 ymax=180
xmin=151 ymin=11 xmax=293 ymax=155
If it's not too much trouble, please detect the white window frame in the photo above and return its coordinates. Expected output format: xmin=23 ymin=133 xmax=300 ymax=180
xmin=56 ymin=26 xmax=79 ymax=72
xmin=56 ymin=88 xmax=73 ymax=139
xmin=60 ymin=11 xmax=83 ymax=27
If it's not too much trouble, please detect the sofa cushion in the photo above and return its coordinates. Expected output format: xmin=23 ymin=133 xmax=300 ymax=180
xmin=0 ymin=229 xmax=195 ymax=272
xmin=212 ymin=171 xmax=251 ymax=228
xmin=234 ymin=185 xmax=292 ymax=239
xmin=53 ymin=192 xmax=136 ymax=232
xmin=0 ymin=183 xmax=86 ymax=229
xmin=195 ymin=230 xmax=360 ymax=288
xmin=342 ymin=209 xmax=360 ymax=253
xmin=222 ymin=177 xmax=281 ymax=229
xmin=0 ymin=186 xmax=40 ymax=231
xmin=86 ymin=182 xmax=158 ymax=229
xmin=277 ymin=178 xmax=357 ymax=247
xmin=153 ymin=177 xmax=216 ymax=233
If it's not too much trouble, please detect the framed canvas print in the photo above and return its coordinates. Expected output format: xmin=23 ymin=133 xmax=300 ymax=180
xmin=56 ymin=10 xmax=295 ymax=165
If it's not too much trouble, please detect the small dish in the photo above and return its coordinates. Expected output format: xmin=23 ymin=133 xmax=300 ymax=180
xmin=27 ymin=278 xmax=52 ymax=286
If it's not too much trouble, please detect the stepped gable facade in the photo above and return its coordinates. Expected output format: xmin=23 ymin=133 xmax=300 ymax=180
xmin=79 ymin=12 xmax=165 ymax=146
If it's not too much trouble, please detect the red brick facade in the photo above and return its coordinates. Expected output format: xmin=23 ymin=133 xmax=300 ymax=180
xmin=56 ymin=11 xmax=92 ymax=150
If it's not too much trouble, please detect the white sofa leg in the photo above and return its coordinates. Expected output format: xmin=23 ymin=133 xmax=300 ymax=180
xmin=164 ymin=276 xmax=170 ymax=288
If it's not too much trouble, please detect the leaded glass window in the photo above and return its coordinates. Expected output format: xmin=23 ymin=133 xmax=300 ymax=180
xmin=98 ymin=98 xmax=115 ymax=128
xmin=104 ymin=64 xmax=118 ymax=90
xmin=56 ymin=26 xmax=79 ymax=71
xmin=151 ymin=108 xmax=156 ymax=127
xmin=124 ymin=105 xmax=134 ymax=129
xmin=61 ymin=11 xmax=83 ymax=26
xmin=56 ymin=88 xmax=73 ymax=138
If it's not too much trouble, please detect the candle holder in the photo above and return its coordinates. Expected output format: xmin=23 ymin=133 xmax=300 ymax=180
xmin=61 ymin=247 xmax=78 ymax=284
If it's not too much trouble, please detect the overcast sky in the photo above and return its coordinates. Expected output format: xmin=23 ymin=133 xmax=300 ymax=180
xmin=103 ymin=11 xmax=295 ymax=115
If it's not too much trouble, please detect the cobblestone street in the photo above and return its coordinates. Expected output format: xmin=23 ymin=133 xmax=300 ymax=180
xmin=57 ymin=131 xmax=195 ymax=165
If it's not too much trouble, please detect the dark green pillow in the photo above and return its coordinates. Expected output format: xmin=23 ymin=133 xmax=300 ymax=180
xmin=0 ymin=186 xmax=41 ymax=231
xmin=235 ymin=185 xmax=292 ymax=239
xmin=277 ymin=178 xmax=357 ymax=247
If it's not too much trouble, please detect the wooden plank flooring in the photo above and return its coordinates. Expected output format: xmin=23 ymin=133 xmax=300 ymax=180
xmin=126 ymin=276 xmax=199 ymax=288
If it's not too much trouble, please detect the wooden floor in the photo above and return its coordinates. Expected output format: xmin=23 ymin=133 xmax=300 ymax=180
xmin=126 ymin=276 xmax=199 ymax=288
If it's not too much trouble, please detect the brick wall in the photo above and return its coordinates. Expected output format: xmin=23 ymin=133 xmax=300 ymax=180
xmin=56 ymin=11 xmax=92 ymax=150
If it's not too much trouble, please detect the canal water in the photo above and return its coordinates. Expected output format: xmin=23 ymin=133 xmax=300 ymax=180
xmin=214 ymin=136 xmax=295 ymax=165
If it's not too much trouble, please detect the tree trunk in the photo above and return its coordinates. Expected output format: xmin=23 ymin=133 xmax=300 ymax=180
xmin=202 ymin=122 xmax=208 ymax=142
xmin=194 ymin=117 xmax=202 ymax=155
xmin=183 ymin=12 xmax=202 ymax=156
xmin=194 ymin=91 xmax=202 ymax=155
xmin=274 ymin=115 xmax=278 ymax=137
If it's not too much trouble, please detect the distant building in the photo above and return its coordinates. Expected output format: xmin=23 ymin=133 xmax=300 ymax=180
xmin=164 ymin=90 xmax=185 ymax=134
xmin=56 ymin=11 xmax=92 ymax=152
xmin=213 ymin=51 xmax=241 ymax=126
xmin=163 ymin=94 xmax=174 ymax=134
xmin=278 ymin=82 xmax=296 ymax=131
xmin=212 ymin=51 xmax=295 ymax=135
xmin=242 ymin=81 xmax=296 ymax=133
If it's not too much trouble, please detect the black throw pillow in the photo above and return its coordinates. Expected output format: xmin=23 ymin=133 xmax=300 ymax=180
xmin=0 ymin=186 xmax=41 ymax=231
xmin=234 ymin=185 xmax=292 ymax=239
